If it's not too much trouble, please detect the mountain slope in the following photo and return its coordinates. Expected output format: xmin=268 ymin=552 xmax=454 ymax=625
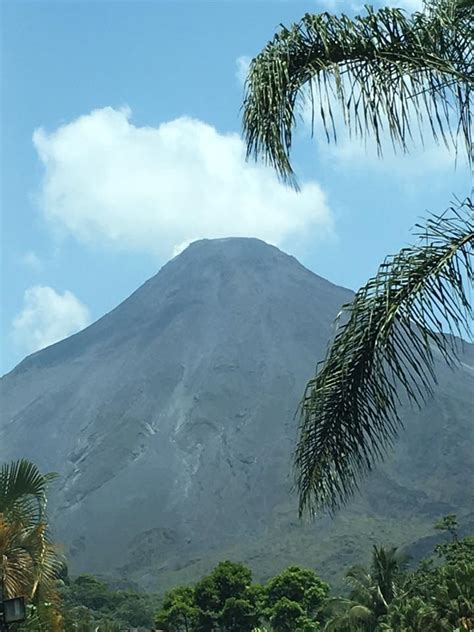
xmin=1 ymin=238 xmax=472 ymax=590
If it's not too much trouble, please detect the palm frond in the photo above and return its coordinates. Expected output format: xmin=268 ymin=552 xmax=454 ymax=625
xmin=322 ymin=596 xmax=375 ymax=631
xmin=295 ymin=199 xmax=473 ymax=515
xmin=0 ymin=461 xmax=61 ymax=606
xmin=348 ymin=604 xmax=375 ymax=621
xmin=0 ymin=517 xmax=62 ymax=601
xmin=0 ymin=460 xmax=57 ymax=527
xmin=345 ymin=568 xmax=374 ymax=605
xmin=242 ymin=0 xmax=473 ymax=185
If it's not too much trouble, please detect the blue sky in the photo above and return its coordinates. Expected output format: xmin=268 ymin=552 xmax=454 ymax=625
xmin=1 ymin=0 xmax=470 ymax=375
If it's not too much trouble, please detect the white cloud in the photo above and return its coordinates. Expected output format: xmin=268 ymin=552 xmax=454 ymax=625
xmin=236 ymin=55 xmax=251 ymax=87
xmin=21 ymin=250 xmax=43 ymax=272
xmin=12 ymin=286 xmax=91 ymax=354
xmin=33 ymin=107 xmax=332 ymax=258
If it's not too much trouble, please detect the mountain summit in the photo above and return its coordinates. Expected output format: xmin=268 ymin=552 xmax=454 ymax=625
xmin=1 ymin=238 xmax=472 ymax=589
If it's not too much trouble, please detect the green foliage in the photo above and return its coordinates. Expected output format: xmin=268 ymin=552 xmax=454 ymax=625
xmin=242 ymin=0 xmax=473 ymax=186
xmin=377 ymin=595 xmax=439 ymax=631
xmin=322 ymin=516 xmax=474 ymax=632
xmin=266 ymin=565 xmax=329 ymax=615
xmin=435 ymin=513 xmax=459 ymax=540
xmin=296 ymin=203 xmax=474 ymax=514
xmin=219 ymin=596 xmax=261 ymax=632
xmin=68 ymin=575 xmax=110 ymax=610
xmin=197 ymin=560 xmax=252 ymax=610
xmin=437 ymin=535 xmax=474 ymax=565
xmin=152 ymin=561 xmax=329 ymax=632
xmin=0 ymin=460 xmax=62 ymax=630
xmin=15 ymin=603 xmax=63 ymax=632
xmin=269 ymin=596 xmax=321 ymax=631
xmin=369 ymin=546 xmax=407 ymax=607
xmin=270 ymin=597 xmax=305 ymax=631
xmin=155 ymin=560 xmax=264 ymax=632
xmin=0 ymin=459 xmax=57 ymax=526
xmin=264 ymin=566 xmax=328 ymax=630
xmin=380 ymin=560 xmax=474 ymax=632
xmin=60 ymin=572 xmax=157 ymax=630
xmin=323 ymin=546 xmax=405 ymax=631
xmin=155 ymin=586 xmax=198 ymax=632
xmin=398 ymin=531 xmax=474 ymax=631
xmin=193 ymin=561 xmax=258 ymax=632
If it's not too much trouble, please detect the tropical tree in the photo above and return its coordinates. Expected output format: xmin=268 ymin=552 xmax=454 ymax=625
xmin=269 ymin=596 xmax=319 ymax=632
xmin=242 ymin=0 xmax=473 ymax=514
xmin=381 ymin=562 xmax=474 ymax=631
xmin=0 ymin=460 xmax=61 ymax=613
xmin=0 ymin=459 xmax=56 ymax=529
xmin=219 ymin=596 xmax=262 ymax=632
xmin=155 ymin=586 xmax=199 ymax=632
xmin=60 ymin=573 xmax=157 ymax=630
xmin=323 ymin=546 xmax=406 ymax=631
xmin=377 ymin=595 xmax=440 ymax=631
xmin=189 ymin=560 xmax=265 ymax=631
xmin=394 ymin=523 xmax=474 ymax=631
xmin=265 ymin=565 xmax=329 ymax=620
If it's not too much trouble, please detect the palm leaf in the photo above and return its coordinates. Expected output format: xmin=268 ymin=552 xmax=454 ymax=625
xmin=0 ymin=517 xmax=62 ymax=601
xmin=0 ymin=461 xmax=61 ymax=605
xmin=371 ymin=545 xmax=407 ymax=605
xmin=348 ymin=604 xmax=375 ymax=621
xmin=345 ymin=569 xmax=374 ymax=606
xmin=323 ymin=597 xmax=375 ymax=631
xmin=0 ymin=460 xmax=57 ymax=527
xmin=242 ymin=0 xmax=473 ymax=186
xmin=295 ymin=200 xmax=473 ymax=515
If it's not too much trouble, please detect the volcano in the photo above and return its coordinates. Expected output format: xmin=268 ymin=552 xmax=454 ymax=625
xmin=1 ymin=238 xmax=472 ymax=589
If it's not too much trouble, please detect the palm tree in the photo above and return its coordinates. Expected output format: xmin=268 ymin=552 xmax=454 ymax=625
xmin=0 ymin=460 xmax=60 ymax=602
xmin=242 ymin=0 xmax=473 ymax=515
xmin=0 ymin=460 xmax=56 ymax=529
xmin=323 ymin=546 xmax=406 ymax=631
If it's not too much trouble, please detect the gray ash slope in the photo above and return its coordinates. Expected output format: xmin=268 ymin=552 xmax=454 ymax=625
xmin=1 ymin=238 xmax=473 ymax=590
